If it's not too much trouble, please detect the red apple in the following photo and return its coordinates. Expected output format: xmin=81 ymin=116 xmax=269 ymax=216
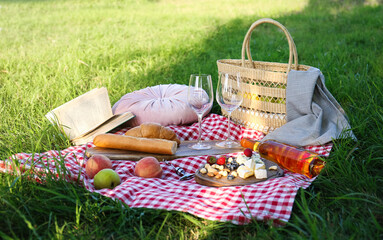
xmin=134 ymin=157 xmax=163 ymax=178
xmin=85 ymin=154 xmax=112 ymax=179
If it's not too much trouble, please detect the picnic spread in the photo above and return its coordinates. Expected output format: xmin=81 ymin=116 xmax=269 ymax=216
xmin=0 ymin=114 xmax=333 ymax=225
xmin=0 ymin=18 xmax=355 ymax=226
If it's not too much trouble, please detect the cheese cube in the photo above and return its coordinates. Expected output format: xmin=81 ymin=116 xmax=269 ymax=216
xmin=237 ymin=165 xmax=254 ymax=179
xmin=254 ymin=169 xmax=267 ymax=179
xmin=238 ymin=169 xmax=253 ymax=179
xmin=237 ymin=165 xmax=252 ymax=172
xmin=251 ymin=154 xmax=262 ymax=161
xmin=236 ymin=155 xmax=248 ymax=165
xmin=254 ymin=162 xmax=266 ymax=170
xmin=254 ymin=158 xmax=263 ymax=164
xmin=244 ymin=159 xmax=255 ymax=170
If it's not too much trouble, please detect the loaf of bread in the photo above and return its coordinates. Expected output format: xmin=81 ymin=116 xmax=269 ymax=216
xmin=93 ymin=134 xmax=177 ymax=155
xmin=125 ymin=122 xmax=181 ymax=145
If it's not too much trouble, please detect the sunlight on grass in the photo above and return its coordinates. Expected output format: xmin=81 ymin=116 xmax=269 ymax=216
xmin=0 ymin=0 xmax=383 ymax=239
xmin=0 ymin=0 xmax=309 ymax=155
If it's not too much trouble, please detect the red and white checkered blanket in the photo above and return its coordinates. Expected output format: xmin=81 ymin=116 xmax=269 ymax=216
xmin=0 ymin=114 xmax=332 ymax=225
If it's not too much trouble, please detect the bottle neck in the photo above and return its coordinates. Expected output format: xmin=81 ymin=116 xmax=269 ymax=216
xmin=253 ymin=141 xmax=261 ymax=151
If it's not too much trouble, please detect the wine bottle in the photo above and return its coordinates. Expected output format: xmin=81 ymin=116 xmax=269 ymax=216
xmin=240 ymin=138 xmax=326 ymax=178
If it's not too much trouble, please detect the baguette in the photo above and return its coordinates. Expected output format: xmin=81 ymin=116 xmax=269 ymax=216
xmin=125 ymin=122 xmax=181 ymax=145
xmin=93 ymin=134 xmax=177 ymax=155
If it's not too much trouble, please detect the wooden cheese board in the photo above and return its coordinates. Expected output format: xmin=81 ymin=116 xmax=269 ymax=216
xmin=85 ymin=140 xmax=244 ymax=161
xmin=194 ymin=159 xmax=284 ymax=187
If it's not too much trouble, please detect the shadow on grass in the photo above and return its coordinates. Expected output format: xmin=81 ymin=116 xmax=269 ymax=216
xmin=110 ymin=0 xmax=382 ymax=113
xmin=106 ymin=1 xmax=383 ymax=238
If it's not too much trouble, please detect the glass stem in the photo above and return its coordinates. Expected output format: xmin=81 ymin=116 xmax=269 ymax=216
xmin=227 ymin=113 xmax=232 ymax=142
xmin=197 ymin=115 xmax=202 ymax=144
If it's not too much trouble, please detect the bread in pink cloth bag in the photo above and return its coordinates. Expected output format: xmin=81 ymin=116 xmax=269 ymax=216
xmin=112 ymin=84 xmax=211 ymax=127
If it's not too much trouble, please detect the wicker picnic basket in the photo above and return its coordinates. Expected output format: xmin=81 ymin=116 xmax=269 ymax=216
xmin=217 ymin=18 xmax=311 ymax=133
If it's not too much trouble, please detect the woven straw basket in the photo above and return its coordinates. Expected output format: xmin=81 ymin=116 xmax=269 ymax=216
xmin=217 ymin=18 xmax=311 ymax=134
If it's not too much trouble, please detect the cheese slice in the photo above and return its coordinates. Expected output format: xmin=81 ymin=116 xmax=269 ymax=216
xmin=244 ymin=159 xmax=255 ymax=170
xmin=254 ymin=158 xmax=264 ymax=164
xmin=254 ymin=162 xmax=266 ymax=170
xmin=254 ymin=169 xmax=267 ymax=179
xmin=236 ymin=155 xmax=248 ymax=165
xmin=237 ymin=165 xmax=254 ymax=179
xmin=237 ymin=165 xmax=252 ymax=172
xmin=251 ymin=155 xmax=262 ymax=161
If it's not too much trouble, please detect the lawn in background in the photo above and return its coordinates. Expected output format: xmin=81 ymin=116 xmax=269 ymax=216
xmin=0 ymin=0 xmax=382 ymax=239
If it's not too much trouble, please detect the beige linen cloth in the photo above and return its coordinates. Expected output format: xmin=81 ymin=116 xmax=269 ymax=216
xmin=262 ymin=67 xmax=356 ymax=147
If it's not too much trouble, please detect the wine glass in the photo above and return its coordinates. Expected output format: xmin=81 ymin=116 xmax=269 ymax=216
xmin=187 ymin=74 xmax=214 ymax=150
xmin=216 ymin=72 xmax=243 ymax=148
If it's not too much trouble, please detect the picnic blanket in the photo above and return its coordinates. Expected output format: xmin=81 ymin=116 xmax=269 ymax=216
xmin=0 ymin=114 xmax=332 ymax=225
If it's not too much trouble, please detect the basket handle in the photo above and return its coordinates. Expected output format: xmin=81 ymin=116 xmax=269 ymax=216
xmin=241 ymin=18 xmax=298 ymax=72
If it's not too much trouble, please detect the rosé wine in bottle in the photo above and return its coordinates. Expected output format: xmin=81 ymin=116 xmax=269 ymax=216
xmin=240 ymin=138 xmax=326 ymax=178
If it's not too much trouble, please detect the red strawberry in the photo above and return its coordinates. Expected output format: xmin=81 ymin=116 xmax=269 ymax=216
xmin=244 ymin=148 xmax=253 ymax=157
xmin=217 ymin=156 xmax=226 ymax=165
xmin=206 ymin=156 xmax=217 ymax=164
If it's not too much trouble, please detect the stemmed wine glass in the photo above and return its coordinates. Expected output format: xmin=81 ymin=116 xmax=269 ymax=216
xmin=216 ymin=72 xmax=243 ymax=148
xmin=187 ymin=74 xmax=214 ymax=150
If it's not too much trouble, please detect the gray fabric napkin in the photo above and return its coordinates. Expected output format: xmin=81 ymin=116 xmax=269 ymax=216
xmin=262 ymin=67 xmax=356 ymax=147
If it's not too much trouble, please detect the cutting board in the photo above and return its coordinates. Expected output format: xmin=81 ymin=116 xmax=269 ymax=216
xmin=85 ymin=140 xmax=244 ymax=161
xmin=194 ymin=159 xmax=284 ymax=187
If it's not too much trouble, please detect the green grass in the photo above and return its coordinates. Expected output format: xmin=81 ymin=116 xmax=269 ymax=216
xmin=1 ymin=0 xmax=383 ymax=239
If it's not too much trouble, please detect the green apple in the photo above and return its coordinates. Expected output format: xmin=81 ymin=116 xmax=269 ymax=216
xmin=93 ymin=169 xmax=121 ymax=190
